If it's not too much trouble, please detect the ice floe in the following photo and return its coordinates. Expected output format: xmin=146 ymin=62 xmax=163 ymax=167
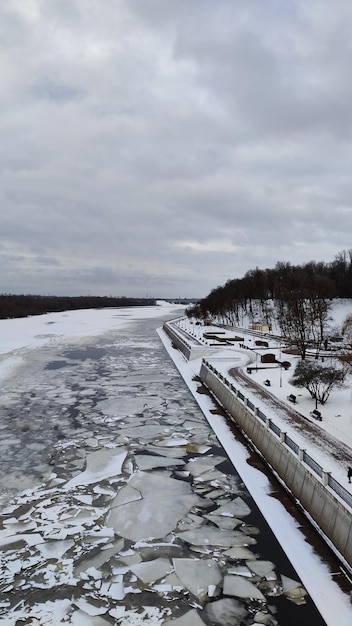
xmin=0 ymin=312 xmax=317 ymax=624
xmin=107 ymin=471 xmax=200 ymax=541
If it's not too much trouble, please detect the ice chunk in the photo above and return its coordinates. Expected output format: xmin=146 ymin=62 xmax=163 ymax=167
xmin=109 ymin=605 xmax=167 ymax=624
xmin=204 ymin=514 xmax=241 ymax=530
xmin=204 ymin=489 xmax=226 ymax=499
xmin=193 ymin=469 xmax=228 ymax=483
xmin=227 ymin=565 xmax=253 ymax=577
xmin=148 ymin=446 xmax=188 ymax=458
xmin=74 ymin=539 xmax=124 ymax=576
xmin=3 ymin=599 xmax=72 ymax=625
xmin=117 ymin=424 xmax=168 ymax=439
xmin=154 ymin=437 xmax=190 ymax=447
xmin=154 ymin=571 xmax=183 ymax=591
xmin=253 ymin=610 xmax=275 ymax=624
xmin=130 ymin=557 xmax=172 ymax=584
xmin=172 ymin=558 xmax=222 ymax=601
xmin=187 ymin=444 xmax=212 ymax=454
xmin=134 ymin=454 xmax=185 ymax=470
xmin=0 ymin=533 xmax=44 ymax=549
xmin=281 ymin=574 xmax=303 ymax=592
xmin=36 ymin=539 xmax=74 ymax=559
xmin=73 ymin=597 xmax=108 ymax=616
xmin=93 ymin=485 xmax=115 ymax=496
xmin=164 ymin=608 xmax=206 ymax=625
xmin=223 ymin=546 xmax=256 ymax=560
xmin=107 ymin=471 xmax=200 ymax=541
xmin=205 ymin=598 xmax=248 ymax=625
xmin=247 ymin=561 xmax=276 ymax=579
xmin=73 ymin=494 xmax=93 ymax=505
xmin=211 ymin=497 xmax=251 ymax=518
xmin=71 ymin=609 xmax=112 ymax=625
xmin=64 ymin=448 xmax=128 ymax=490
xmin=223 ymin=575 xmax=265 ymax=600
xmin=107 ymin=581 xmax=125 ymax=600
xmin=110 ymin=485 xmax=142 ymax=507
xmin=177 ymin=527 xmax=238 ymax=547
xmin=177 ymin=513 xmax=205 ymax=531
xmin=98 ymin=396 xmax=155 ymax=415
xmin=281 ymin=575 xmax=307 ymax=604
xmin=185 ymin=456 xmax=225 ymax=476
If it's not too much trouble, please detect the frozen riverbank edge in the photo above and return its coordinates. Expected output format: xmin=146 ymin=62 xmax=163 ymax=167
xmin=157 ymin=325 xmax=352 ymax=625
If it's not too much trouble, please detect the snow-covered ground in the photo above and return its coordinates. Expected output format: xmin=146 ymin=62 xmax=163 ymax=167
xmin=0 ymin=301 xmax=351 ymax=625
xmin=172 ymin=311 xmax=352 ymax=489
xmin=159 ymin=319 xmax=352 ymax=625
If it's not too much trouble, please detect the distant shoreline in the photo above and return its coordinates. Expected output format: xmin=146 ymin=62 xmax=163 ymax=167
xmin=0 ymin=294 xmax=157 ymax=320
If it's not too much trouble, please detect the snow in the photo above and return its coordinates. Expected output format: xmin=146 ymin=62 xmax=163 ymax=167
xmin=0 ymin=300 xmax=179 ymax=356
xmin=158 ymin=317 xmax=352 ymax=625
xmin=171 ymin=313 xmax=352 ymax=489
xmin=0 ymin=301 xmax=351 ymax=625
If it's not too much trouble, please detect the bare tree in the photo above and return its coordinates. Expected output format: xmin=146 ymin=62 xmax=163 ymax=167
xmin=274 ymin=270 xmax=333 ymax=360
xmin=342 ymin=313 xmax=352 ymax=349
xmin=289 ymin=359 xmax=346 ymax=406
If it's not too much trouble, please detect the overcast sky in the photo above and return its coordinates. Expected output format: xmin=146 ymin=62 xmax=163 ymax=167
xmin=1 ymin=0 xmax=352 ymax=299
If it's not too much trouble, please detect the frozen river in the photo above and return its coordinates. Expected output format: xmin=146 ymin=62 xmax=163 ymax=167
xmin=0 ymin=308 xmax=330 ymax=624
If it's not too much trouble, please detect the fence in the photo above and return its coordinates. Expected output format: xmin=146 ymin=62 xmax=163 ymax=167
xmin=200 ymin=358 xmax=352 ymax=570
xmin=202 ymin=359 xmax=352 ymax=510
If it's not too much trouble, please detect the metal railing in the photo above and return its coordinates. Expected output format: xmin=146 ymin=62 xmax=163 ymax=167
xmin=202 ymin=359 xmax=352 ymax=511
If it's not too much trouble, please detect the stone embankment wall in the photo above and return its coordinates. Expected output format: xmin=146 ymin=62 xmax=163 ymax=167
xmin=199 ymin=360 xmax=352 ymax=572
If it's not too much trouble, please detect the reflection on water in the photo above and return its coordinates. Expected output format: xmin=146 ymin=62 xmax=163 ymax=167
xmin=0 ymin=316 xmax=326 ymax=624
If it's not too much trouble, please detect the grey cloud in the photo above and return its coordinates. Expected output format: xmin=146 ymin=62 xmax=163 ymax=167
xmin=0 ymin=0 xmax=351 ymax=298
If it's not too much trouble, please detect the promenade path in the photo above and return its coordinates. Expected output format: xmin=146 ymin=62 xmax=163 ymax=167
xmin=170 ymin=317 xmax=352 ymax=490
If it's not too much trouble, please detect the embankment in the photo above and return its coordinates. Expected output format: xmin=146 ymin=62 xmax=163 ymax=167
xmin=199 ymin=359 xmax=352 ymax=573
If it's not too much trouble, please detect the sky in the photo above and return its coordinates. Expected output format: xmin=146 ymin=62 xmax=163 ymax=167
xmin=1 ymin=0 xmax=352 ymax=299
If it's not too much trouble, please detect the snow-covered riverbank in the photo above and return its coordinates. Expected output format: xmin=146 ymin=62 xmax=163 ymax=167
xmin=0 ymin=304 xmax=350 ymax=625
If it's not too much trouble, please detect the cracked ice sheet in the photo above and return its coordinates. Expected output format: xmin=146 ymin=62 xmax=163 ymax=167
xmin=5 ymin=599 xmax=73 ymax=626
xmin=63 ymin=447 xmax=127 ymax=490
xmin=134 ymin=454 xmax=186 ymax=470
xmin=107 ymin=471 xmax=200 ymax=541
xmin=109 ymin=606 xmax=169 ymax=624
xmin=164 ymin=609 xmax=206 ymax=625
xmin=130 ymin=557 xmax=172 ymax=583
xmin=172 ymin=558 xmax=222 ymax=601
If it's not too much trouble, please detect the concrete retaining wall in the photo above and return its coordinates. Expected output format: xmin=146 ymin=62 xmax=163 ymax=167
xmin=199 ymin=360 xmax=352 ymax=571
xmin=163 ymin=322 xmax=216 ymax=360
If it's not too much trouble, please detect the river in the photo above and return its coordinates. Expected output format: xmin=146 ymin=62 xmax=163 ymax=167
xmin=0 ymin=308 xmax=331 ymax=624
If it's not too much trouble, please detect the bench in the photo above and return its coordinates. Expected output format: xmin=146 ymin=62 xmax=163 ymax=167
xmin=264 ymin=379 xmax=271 ymax=387
xmin=310 ymin=409 xmax=322 ymax=421
xmin=287 ymin=394 xmax=296 ymax=404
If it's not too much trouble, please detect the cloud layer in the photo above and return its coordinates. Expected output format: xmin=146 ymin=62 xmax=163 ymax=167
xmin=1 ymin=0 xmax=352 ymax=297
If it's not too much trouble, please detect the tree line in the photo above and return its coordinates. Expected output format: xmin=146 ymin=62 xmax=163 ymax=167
xmin=187 ymin=251 xmax=352 ymax=406
xmin=188 ymin=250 xmax=352 ymax=341
xmin=0 ymin=295 xmax=156 ymax=319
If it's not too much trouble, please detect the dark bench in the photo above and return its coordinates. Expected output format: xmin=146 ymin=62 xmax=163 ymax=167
xmin=287 ymin=394 xmax=296 ymax=404
xmin=264 ymin=379 xmax=271 ymax=387
xmin=310 ymin=409 xmax=322 ymax=421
